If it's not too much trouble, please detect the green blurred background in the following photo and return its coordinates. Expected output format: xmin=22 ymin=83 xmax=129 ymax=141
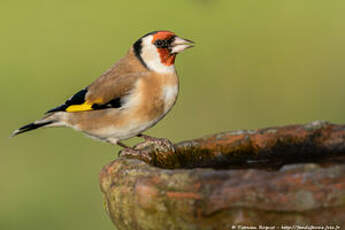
xmin=1 ymin=0 xmax=345 ymax=229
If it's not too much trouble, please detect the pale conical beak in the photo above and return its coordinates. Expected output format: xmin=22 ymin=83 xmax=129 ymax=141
xmin=170 ymin=36 xmax=195 ymax=54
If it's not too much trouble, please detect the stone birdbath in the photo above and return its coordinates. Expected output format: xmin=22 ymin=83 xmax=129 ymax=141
xmin=99 ymin=121 xmax=345 ymax=229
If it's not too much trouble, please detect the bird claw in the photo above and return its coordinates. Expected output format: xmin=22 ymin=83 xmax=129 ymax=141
xmin=137 ymin=135 xmax=175 ymax=153
xmin=119 ymin=147 xmax=153 ymax=163
xmin=118 ymin=136 xmax=175 ymax=165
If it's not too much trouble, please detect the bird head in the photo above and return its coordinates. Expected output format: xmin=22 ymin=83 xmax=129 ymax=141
xmin=133 ymin=31 xmax=194 ymax=73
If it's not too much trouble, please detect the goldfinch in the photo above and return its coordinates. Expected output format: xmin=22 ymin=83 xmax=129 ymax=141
xmin=12 ymin=31 xmax=194 ymax=149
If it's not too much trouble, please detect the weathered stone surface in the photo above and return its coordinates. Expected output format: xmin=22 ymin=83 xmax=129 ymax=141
xmin=99 ymin=121 xmax=345 ymax=229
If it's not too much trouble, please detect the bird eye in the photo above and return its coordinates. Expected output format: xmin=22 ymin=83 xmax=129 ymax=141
xmin=154 ymin=40 xmax=167 ymax=48
xmin=155 ymin=40 xmax=163 ymax=47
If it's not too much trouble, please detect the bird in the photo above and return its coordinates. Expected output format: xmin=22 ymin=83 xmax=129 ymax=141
xmin=12 ymin=31 xmax=194 ymax=150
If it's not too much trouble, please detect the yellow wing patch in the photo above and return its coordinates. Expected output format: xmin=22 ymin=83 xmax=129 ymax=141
xmin=65 ymin=98 xmax=104 ymax=112
xmin=66 ymin=102 xmax=93 ymax=112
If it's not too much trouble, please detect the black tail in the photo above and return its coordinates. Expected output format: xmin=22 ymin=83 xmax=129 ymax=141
xmin=12 ymin=121 xmax=54 ymax=137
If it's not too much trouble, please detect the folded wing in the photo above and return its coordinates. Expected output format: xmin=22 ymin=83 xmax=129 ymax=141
xmin=46 ymin=73 xmax=142 ymax=114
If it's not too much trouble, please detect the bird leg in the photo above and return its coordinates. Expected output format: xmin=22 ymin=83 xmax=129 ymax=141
xmin=106 ymin=138 xmax=139 ymax=154
xmin=117 ymin=141 xmax=132 ymax=149
xmin=116 ymin=141 xmax=142 ymax=155
xmin=106 ymin=138 xmax=133 ymax=150
xmin=137 ymin=133 xmax=162 ymax=142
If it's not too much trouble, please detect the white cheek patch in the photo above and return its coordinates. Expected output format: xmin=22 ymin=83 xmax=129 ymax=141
xmin=141 ymin=35 xmax=175 ymax=74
